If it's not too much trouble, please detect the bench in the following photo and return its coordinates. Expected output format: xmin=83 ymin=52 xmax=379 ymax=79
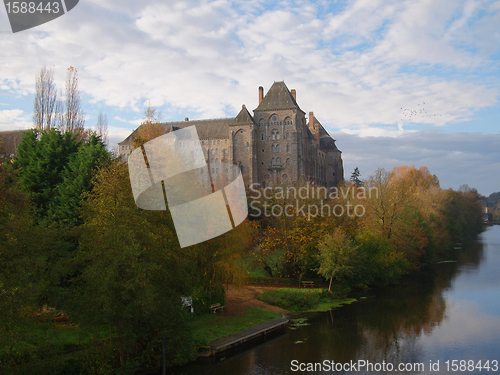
xmin=302 ymin=281 xmax=315 ymax=288
xmin=210 ymin=303 xmax=224 ymax=313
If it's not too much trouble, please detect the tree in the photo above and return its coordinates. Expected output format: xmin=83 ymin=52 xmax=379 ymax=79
xmin=33 ymin=66 xmax=58 ymax=130
xmin=72 ymin=162 xmax=196 ymax=370
xmin=133 ymin=103 xmax=164 ymax=149
xmin=0 ymin=159 xmax=54 ymax=368
xmin=316 ymin=228 xmax=359 ymax=292
xmin=58 ymin=66 xmax=85 ymax=133
xmin=13 ymin=128 xmax=109 ymax=223
xmin=49 ymin=133 xmax=110 ymax=226
xmin=95 ymin=111 xmax=108 ymax=145
xmin=350 ymin=167 xmax=362 ymax=187
xmin=12 ymin=128 xmax=80 ymax=217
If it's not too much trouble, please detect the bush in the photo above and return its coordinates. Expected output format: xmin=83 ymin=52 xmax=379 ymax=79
xmin=257 ymin=288 xmax=328 ymax=311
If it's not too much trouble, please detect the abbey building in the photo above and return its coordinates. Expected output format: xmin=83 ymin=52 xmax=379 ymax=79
xmin=118 ymin=81 xmax=344 ymax=187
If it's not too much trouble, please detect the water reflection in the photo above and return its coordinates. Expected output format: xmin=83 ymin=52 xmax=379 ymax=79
xmin=174 ymin=227 xmax=500 ymax=374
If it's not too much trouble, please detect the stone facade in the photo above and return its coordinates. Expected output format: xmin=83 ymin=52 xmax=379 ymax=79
xmin=119 ymin=81 xmax=344 ymax=188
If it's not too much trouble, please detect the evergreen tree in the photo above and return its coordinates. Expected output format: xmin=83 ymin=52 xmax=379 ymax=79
xmin=49 ymin=133 xmax=110 ymax=226
xmin=12 ymin=129 xmax=110 ymax=225
xmin=350 ymin=167 xmax=362 ymax=187
xmin=12 ymin=128 xmax=80 ymax=218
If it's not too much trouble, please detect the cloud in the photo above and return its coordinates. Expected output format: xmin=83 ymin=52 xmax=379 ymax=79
xmin=0 ymin=109 xmax=32 ymax=131
xmin=107 ymin=125 xmax=137 ymax=149
xmin=0 ymin=0 xmax=499 ymax=194
xmin=113 ymin=116 xmax=142 ymax=126
xmin=0 ymin=0 xmax=497 ymax=135
xmin=335 ymin=130 xmax=500 ymax=196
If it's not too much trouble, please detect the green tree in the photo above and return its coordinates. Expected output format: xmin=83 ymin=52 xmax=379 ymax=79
xmin=350 ymin=167 xmax=362 ymax=187
xmin=12 ymin=128 xmax=80 ymax=218
xmin=316 ymin=229 xmax=359 ymax=292
xmin=0 ymin=158 xmax=53 ymax=369
xmin=70 ymin=162 xmax=196 ymax=370
xmin=49 ymin=133 xmax=110 ymax=226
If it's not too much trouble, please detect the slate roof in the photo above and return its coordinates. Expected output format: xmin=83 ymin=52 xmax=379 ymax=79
xmin=120 ymin=118 xmax=235 ymax=146
xmin=166 ymin=118 xmax=234 ymax=139
xmin=307 ymin=116 xmax=339 ymax=151
xmin=254 ymin=81 xmax=300 ymax=111
xmin=233 ymin=105 xmax=255 ymax=124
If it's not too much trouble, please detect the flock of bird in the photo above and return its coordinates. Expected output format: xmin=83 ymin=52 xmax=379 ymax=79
xmin=400 ymin=102 xmax=442 ymax=121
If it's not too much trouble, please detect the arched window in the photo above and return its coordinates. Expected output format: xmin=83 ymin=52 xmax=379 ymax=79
xmin=286 ymin=158 xmax=291 ymax=165
xmin=261 ymin=134 xmax=264 ymax=141
xmin=246 ymin=142 xmax=249 ymax=147
xmin=286 ymin=144 xmax=290 ymax=152
xmin=217 ymin=140 xmax=220 ymax=145
xmin=276 ymin=131 xmax=280 ymax=140
xmin=271 ymin=132 xmax=275 ymax=140
xmin=211 ymin=158 xmax=214 ymax=164
xmin=272 ymin=145 xmax=275 ymax=152
xmin=276 ymin=144 xmax=280 ymax=152
xmin=272 ymin=157 xmax=275 ymax=165
xmin=211 ymin=149 xmax=215 ymax=155
xmin=277 ymin=157 xmax=281 ymax=165
xmin=286 ymin=132 xmax=289 ymax=139
xmin=216 ymin=158 xmax=219 ymax=164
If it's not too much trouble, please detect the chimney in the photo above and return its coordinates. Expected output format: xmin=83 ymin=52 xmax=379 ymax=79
xmin=309 ymin=111 xmax=314 ymax=130
xmin=259 ymin=86 xmax=264 ymax=104
xmin=185 ymin=117 xmax=189 ymax=121
xmin=291 ymin=89 xmax=296 ymax=101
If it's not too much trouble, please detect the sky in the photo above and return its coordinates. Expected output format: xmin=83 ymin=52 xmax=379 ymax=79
xmin=0 ymin=0 xmax=499 ymax=196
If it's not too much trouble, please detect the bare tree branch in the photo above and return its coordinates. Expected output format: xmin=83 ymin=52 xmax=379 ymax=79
xmin=33 ymin=66 xmax=57 ymax=131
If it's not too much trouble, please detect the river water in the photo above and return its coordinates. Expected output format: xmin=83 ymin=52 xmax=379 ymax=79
xmin=174 ymin=226 xmax=500 ymax=374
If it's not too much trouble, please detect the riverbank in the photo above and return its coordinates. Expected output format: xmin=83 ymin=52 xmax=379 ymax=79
xmin=191 ymin=284 xmax=356 ymax=351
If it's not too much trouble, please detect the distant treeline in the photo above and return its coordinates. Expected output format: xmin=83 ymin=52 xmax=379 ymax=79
xmin=487 ymin=192 xmax=500 ymax=223
xmin=248 ymin=166 xmax=484 ymax=291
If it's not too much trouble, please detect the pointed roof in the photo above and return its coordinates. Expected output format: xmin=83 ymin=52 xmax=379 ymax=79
xmin=254 ymin=81 xmax=299 ymax=111
xmin=233 ymin=105 xmax=255 ymax=124
xmin=307 ymin=116 xmax=340 ymax=152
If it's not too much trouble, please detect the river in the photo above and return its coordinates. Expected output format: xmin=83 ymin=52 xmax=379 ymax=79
xmin=174 ymin=226 xmax=500 ymax=374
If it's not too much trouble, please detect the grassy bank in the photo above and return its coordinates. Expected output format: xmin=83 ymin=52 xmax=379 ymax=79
xmin=257 ymin=287 xmax=356 ymax=312
xmin=190 ymin=307 xmax=282 ymax=346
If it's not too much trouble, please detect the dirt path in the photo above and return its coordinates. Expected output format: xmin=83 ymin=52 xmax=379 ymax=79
xmin=223 ymin=285 xmax=288 ymax=316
